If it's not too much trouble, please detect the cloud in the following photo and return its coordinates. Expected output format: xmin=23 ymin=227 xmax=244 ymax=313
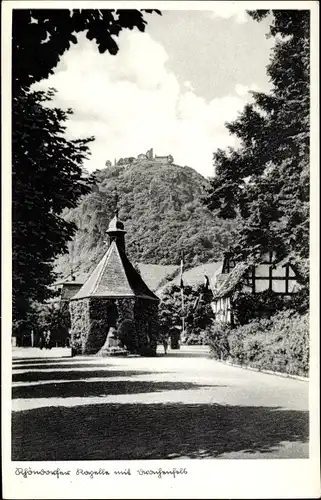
xmin=34 ymin=30 xmax=256 ymax=177
xmin=207 ymin=4 xmax=249 ymax=24
xmin=235 ymin=83 xmax=259 ymax=96
xmin=183 ymin=80 xmax=195 ymax=92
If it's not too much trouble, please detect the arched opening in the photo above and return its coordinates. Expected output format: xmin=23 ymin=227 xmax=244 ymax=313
xmin=107 ymin=301 xmax=118 ymax=327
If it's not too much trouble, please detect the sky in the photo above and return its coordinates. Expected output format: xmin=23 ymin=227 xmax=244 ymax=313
xmin=35 ymin=7 xmax=274 ymax=178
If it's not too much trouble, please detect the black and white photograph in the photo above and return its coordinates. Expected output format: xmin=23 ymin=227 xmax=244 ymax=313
xmin=2 ymin=1 xmax=320 ymax=498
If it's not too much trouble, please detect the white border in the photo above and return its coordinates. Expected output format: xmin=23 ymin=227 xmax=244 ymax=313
xmin=2 ymin=2 xmax=320 ymax=498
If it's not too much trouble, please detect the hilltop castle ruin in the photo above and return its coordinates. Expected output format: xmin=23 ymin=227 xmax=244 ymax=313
xmin=137 ymin=148 xmax=174 ymax=165
xmin=109 ymin=148 xmax=174 ymax=167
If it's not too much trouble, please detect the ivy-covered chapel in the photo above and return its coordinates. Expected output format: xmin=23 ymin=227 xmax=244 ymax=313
xmin=69 ymin=213 xmax=159 ymax=356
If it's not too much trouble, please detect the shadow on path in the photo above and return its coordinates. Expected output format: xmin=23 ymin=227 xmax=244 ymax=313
xmin=12 ymin=379 xmax=216 ymax=399
xmin=13 ymin=369 xmax=153 ymax=383
xmin=163 ymin=350 xmax=209 ymax=358
xmin=13 ymin=357 xmax=72 ymax=363
xmin=12 ymin=402 xmax=309 ymax=460
xmin=13 ymin=363 xmax=120 ymax=370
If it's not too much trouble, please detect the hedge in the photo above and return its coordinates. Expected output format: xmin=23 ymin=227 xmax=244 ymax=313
xmin=208 ymin=310 xmax=309 ymax=377
xmin=183 ymin=329 xmax=209 ymax=345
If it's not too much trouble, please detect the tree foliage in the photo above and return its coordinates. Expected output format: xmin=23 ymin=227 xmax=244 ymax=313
xmin=12 ymin=88 xmax=95 ymax=334
xmin=203 ymin=10 xmax=310 ymax=274
xmin=35 ymin=300 xmax=71 ymax=346
xmin=12 ymin=8 xmax=161 ymax=96
xmin=12 ymin=9 xmax=160 ymax=335
xmin=159 ymin=283 xmax=214 ymax=344
xmin=54 ymin=161 xmax=236 ymax=279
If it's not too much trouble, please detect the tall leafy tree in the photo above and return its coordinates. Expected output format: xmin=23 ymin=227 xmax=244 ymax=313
xmin=159 ymin=284 xmax=214 ymax=344
xmin=203 ymin=10 xmax=310 ymax=279
xmin=12 ymin=9 xmax=160 ymax=337
xmin=12 ymin=88 xmax=95 ymax=335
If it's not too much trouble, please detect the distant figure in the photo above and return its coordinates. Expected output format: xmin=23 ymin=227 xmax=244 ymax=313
xmin=162 ymin=336 xmax=168 ymax=355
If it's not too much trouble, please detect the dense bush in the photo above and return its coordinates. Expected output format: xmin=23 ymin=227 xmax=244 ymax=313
xmin=184 ymin=330 xmax=209 ymax=346
xmin=208 ymin=310 xmax=309 ymax=377
xmin=206 ymin=322 xmax=231 ymax=360
xmin=231 ymin=289 xmax=309 ymax=326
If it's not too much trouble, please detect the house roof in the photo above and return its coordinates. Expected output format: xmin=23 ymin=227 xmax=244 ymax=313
xmin=138 ymin=263 xmax=178 ymax=291
xmin=54 ymin=280 xmax=84 ymax=287
xmin=157 ymin=261 xmax=221 ymax=294
xmin=212 ymin=262 xmax=249 ymax=299
xmin=71 ymin=240 xmax=159 ymax=301
xmin=60 ymin=283 xmax=83 ymax=301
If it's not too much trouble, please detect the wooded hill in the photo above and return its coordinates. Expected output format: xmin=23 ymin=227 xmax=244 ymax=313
xmin=54 ymin=161 xmax=236 ymax=280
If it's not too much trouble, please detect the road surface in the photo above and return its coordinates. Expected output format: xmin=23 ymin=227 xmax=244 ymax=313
xmin=11 ymin=345 xmax=309 ymax=460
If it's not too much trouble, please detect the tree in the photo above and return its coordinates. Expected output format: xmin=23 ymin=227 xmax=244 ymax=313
xmin=159 ymin=284 xmax=214 ymax=345
xmin=12 ymin=9 xmax=160 ymax=336
xmin=203 ymin=10 xmax=310 ymax=280
xmin=12 ymin=88 xmax=94 ymax=336
xmin=12 ymin=9 xmax=161 ymax=96
xmin=35 ymin=300 xmax=71 ymax=347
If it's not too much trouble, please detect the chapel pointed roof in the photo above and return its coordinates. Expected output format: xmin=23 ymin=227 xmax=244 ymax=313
xmin=71 ymin=240 xmax=159 ymax=301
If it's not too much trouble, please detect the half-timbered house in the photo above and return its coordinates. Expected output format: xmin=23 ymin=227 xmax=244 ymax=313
xmin=211 ymin=251 xmax=302 ymax=324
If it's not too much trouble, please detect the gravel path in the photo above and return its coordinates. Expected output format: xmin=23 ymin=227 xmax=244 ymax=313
xmin=12 ymin=346 xmax=309 ymax=460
